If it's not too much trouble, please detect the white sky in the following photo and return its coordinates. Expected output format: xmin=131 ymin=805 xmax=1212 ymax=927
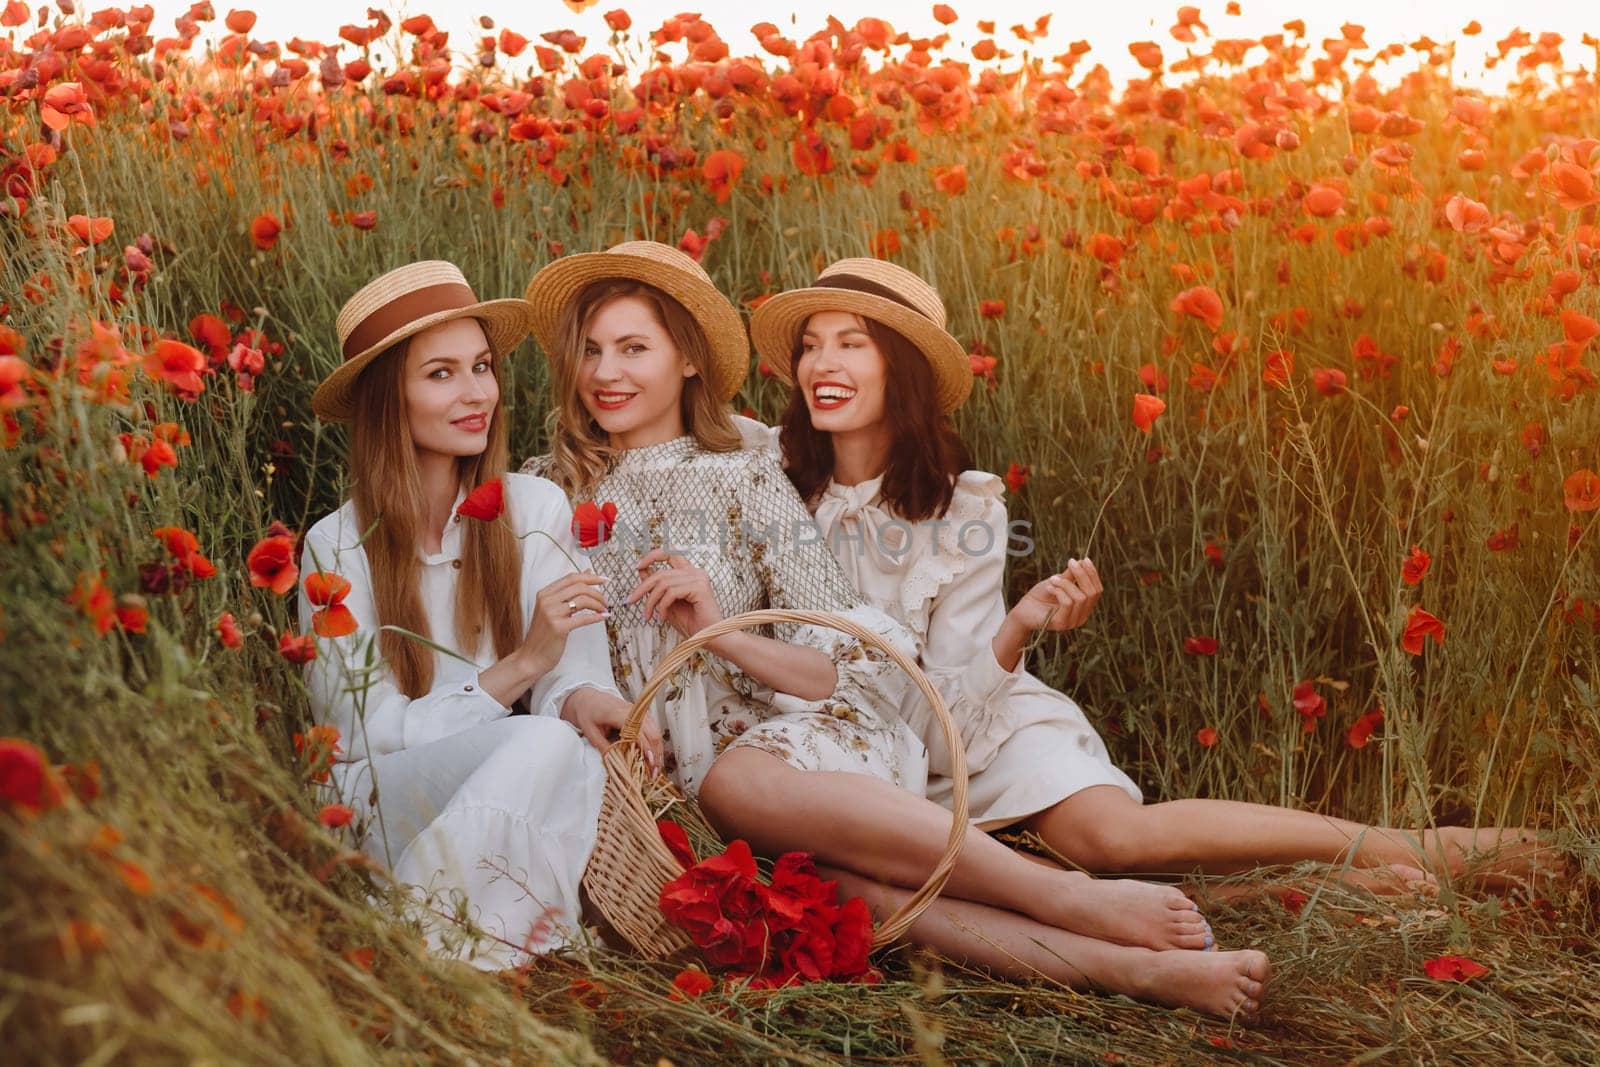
xmin=40 ymin=2 xmax=1600 ymax=89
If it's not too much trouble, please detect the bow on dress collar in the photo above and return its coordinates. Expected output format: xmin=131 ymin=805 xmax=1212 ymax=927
xmin=811 ymin=473 xmax=919 ymax=587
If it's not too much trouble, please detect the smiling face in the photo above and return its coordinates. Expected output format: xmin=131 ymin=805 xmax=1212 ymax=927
xmin=402 ymin=316 xmax=499 ymax=461
xmin=793 ymin=310 xmax=890 ymax=434
xmin=574 ymin=293 xmax=698 ymax=449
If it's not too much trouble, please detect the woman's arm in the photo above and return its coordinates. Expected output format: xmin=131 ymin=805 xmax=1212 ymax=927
xmin=298 ymin=527 xmax=515 ymax=760
xmin=626 ymin=548 xmax=838 ymax=700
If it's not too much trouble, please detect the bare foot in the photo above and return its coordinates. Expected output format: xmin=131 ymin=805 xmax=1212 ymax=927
xmin=1052 ymin=873 xmax=1213 ymax=951
xmin=1128 ymin=948 xmax=1271 ymax=1021
xmin=1328 ymin=863 xmax=1437 ymax=895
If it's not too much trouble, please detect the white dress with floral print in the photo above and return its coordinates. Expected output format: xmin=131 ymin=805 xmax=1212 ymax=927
xmin=737 ymin=417 xmax=1140 ymax=829
xmin=523 ymin=438 xmax=928 ymax=800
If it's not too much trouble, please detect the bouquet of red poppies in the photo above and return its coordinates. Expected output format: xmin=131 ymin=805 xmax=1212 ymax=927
xmin=656 ymin=821 xmax=877 ymax=987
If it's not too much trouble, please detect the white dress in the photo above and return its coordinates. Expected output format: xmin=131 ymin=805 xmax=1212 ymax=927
xmin=522 ymin=437 xmax=927 ymax=800
xmin=738 ymin=418 xmax=1140 ymax=829
xmin=298 ymin=472 xmax=619 ymax=968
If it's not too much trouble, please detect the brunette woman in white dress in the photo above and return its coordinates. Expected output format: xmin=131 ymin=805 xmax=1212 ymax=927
xmin=299 ymin=261 xmax=645 ymax=968
xmin=744 ymin=257 xmax=1555 ymax=891
xmin=519 ymin=242 xmax=1271 ymax=1020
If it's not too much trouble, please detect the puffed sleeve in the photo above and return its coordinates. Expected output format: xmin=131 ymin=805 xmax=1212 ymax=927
xmin=899 ymin=472 xmax=1028 ymax=775
xmin=729 ymin=450 xmax=917 ymax=724
xmin=503 ymin=473 xmax=624 ymax=719
xmin=732 ymin=413 xmax=781 ymax=454
xmin=297 ymin=520 xmax=510 ymax=762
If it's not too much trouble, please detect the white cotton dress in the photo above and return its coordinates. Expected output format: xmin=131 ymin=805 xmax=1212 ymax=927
xmin=737 ymin=418 xmax=1140 ymax=829
xmin=298 ymin=472 xmax=619 ymax=968
xmin=523 ymin=437 xmax=927 ymax=800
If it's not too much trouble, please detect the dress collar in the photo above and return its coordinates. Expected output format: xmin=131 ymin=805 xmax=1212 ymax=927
xmin=421 ymin=483 xmax=470 ymax=566
xmin=610 ymin=435 xmax=699 ymax=471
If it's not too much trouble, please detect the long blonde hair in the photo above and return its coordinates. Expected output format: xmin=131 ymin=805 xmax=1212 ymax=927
xmin=544 ymin=279 xmax=740 ymax=496
xmin=347 ymin=335 xmax=523 ymax=698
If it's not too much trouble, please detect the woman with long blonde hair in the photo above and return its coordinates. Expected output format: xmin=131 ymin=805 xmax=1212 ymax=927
xmin=298 ymin=261 xmax=643 ymax=968
xmin=521 ymin=242 xmax=1271 ymax=1020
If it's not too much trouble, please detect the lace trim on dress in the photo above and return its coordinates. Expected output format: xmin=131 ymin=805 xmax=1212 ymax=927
xmin=897 ymin=470 xmax=1006 ymax=635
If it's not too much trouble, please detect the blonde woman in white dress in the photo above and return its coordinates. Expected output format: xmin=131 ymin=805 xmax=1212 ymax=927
xmin=298 ymin=262 xmax=642 ymax=968
xmin=519 ymin=242 xmax=1272 ymax=1020
xmin=745 ymin=257 xmax=1553 ymax=891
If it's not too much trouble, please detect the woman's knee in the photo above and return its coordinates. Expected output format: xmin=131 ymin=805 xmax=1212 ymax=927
xmin=1029 ymin=791 xmax=1152 ymax=871
xmin=698 ymin=748 xmax=790 ymax=827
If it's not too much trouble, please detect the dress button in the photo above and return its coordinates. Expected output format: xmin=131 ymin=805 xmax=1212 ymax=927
xmin=451 ymin=559 xmax=462 ymax=570
xmin=464 ymin=684 xmax=475 ymax=692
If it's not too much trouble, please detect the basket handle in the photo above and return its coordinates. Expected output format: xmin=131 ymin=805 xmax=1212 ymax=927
xmin=614 ymin=607 xmax=969 ymax=947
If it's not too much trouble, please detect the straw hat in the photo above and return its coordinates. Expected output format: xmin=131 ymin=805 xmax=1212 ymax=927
xmin=522 ymin=241 xmax=749 ymax=403
xmin=313 ymin=261 xmax=533 ymax=423
xmin=750 ymin=258 xmax=973 ymax=414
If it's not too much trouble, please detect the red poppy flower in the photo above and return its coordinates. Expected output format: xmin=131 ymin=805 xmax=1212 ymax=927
xmin=247 ymin=534 xmax=298 ymax=595
xmin=1183 ymin=636 xmax=1219 ymax=656
xmin=658 ymin=820 xmax=698 ymax=869
xmin=457 ymin=478 xmax=505 ymax=521
xmin=1423 ymin=955 xmax=1489 ymax=982
xmin=1262 ymin=349 xmax=1294 ymax=389
xmin=115 ymin=595 xmax=149 ymax=634
xmin=978 ymin=299 xmax=1006 ymax=319
xmin=152 ymin=526 xmax=217 ymax=578
xmin=1131 ymin=393 xmax=1167 ymax=433
xmin=1348 ymin=707 xmax=1384 ymax=749
xmin=216 ymin=612 xmax=244 ymax=649
xmin=1312 ymin=368 xmax=1348 ymax=396
xmin=1402 ymin=606 xmax=1446 ymax=655
xmin=318 ymin=803 xmax=355 ymax=828
xmin=142 ymin=339 xmax=208 ymax=397
xmin=67 ymin=571 xmax=116 ymax=635
xmin=305 ymin=572 xmax=357 ymax=638
xmin=1563 ymin=469 xmax=1600 ymax=512
xmin=702 ymin=149 xmax=746 ymax=204
xmin=1004 ymin=463 xmax=1029 ymax=494
xmin=1401 ymin=545 xmax=1431 ymax=586
xmin=67 ymin=214 xmax=115 ymax=245
xmin=933 ymin=4 xmax=958 ymax=25
xmin=250 ymin=213 xmax=282 ymax=250
xmin=1196 ymin=726 xmax=1219 ymax=747
xmin=572 ymin=500 xmax=618 ymax=548
xmin=933 ymin=164 xmax=968 ymax=195
xmin=1302 ymin=185 xmax=1344 ymax=217
xmin=278 ymin=631 xmax=317 ymax=664
xmin=1169 ymin=285 xmax=1224 ymax=331
xmin=1292 ymin=679 xmax=1325 ymax=733
xmin=0 ymin=737 xmax=65 ymax=814
xmin=670 ymin=968 xmax=713 ymax=1000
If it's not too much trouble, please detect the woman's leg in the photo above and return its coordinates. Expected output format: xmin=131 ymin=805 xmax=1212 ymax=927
xmin=697 ymin=748 xmax=1211 ymax=952
xmin=821 ymin=867 xmax=1270 ymax=1021
xmin=1025 ymin=785 xmax=1556 ymax=885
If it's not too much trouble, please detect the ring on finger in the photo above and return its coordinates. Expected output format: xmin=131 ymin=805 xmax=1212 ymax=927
xmin=567 ymin=598 xmax=579 ymax=615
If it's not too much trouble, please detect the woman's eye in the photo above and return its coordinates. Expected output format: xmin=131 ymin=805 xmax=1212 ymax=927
xmin=624 ymin=343 xmax=645 ymax=355
xmin=430 ymin=368 xmax=450 ymax=379
xmin=582 ymin=348 xmax=599 ymax=359
xmin=473 ymin=360 xmax=491 ymax=373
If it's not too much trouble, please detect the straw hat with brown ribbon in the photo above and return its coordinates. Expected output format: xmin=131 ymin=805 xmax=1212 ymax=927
xmin=312 ymin=261 xmax=534 ymax=423
xmin=522 ymin=240 xmax=749 ymax=403
xmin=750 ymin=258 xmax=973 ymax=414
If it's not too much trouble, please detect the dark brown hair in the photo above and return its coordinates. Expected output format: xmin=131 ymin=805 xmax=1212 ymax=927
xmin=779 ymin=315 xmax=970 ymax=522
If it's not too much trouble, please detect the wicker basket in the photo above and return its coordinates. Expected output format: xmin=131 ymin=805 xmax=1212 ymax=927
xmin=581 ymin=608 xmax=970 ymax=958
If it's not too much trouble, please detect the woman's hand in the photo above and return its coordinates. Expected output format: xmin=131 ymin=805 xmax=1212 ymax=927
xmin=625 ymin=549 xmax=723 ymax=638
xmin=1009 ymin=558 xmax=1102 ymax=633
xmin=519 ymin=571 xmax=610 ymax=678
xmin=562 ymin=687 xmax=664 ymax=777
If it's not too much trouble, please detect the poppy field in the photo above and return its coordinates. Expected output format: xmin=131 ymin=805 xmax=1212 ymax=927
xmin=3 ymin=2 xmax=1599 ymax=1062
